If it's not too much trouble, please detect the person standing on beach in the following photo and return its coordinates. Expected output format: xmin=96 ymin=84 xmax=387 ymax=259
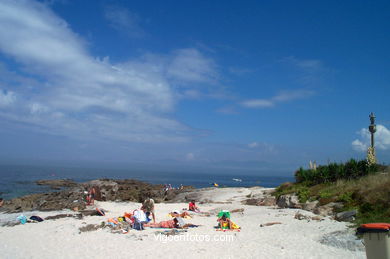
xmin=141 ymin=198 xmax=156 ymax=223
xmin=87 ymin=187 xmax=96 ymax=205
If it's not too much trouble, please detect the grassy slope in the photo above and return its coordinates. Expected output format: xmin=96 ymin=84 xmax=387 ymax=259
xmin=274 ymin=167 xmax=390 ymax=225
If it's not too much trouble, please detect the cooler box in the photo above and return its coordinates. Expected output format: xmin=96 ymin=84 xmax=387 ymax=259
xmin=357 ymin=223 xmax=390 ymax=259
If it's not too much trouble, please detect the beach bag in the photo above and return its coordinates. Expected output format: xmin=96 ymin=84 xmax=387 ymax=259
xmin=218 ymin=210 xmax=230 ymax=219
xmin=30 ymin=216 xmax=44 ymax=222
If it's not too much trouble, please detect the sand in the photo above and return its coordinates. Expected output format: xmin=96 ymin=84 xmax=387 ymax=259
xmin=0 ymin=187 xmax=365 ymax=259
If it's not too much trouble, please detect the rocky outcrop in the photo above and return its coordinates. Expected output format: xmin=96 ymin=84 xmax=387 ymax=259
xmin=259 ymin=197 xmax=277 ymax=206
xmin=303 ymin=200 xmax=319 ymax=211
xmin=2 ymin=179 xmax=191 ymax=213
xmin=2 ymin=186 xmax=86 ymax=213
xmin=313 ymin=202 xmax=344 ymax=217
xmin=243 ymin=197 xmax=277 ymax=206
xmin=276 ymin=194 xmax=301 ymax=208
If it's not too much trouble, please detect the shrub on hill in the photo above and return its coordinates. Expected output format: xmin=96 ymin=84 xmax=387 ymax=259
xmin=275 ymin=162 xmax=390 ymax=224
xmin=294 ymin=159 xmax=381 ymax=186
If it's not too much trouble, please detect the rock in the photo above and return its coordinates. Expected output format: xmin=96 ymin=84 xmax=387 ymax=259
xmin=313 ymin=205 xmax=333 ymax=216
xmin=329 ymin=202 xmax=344 ymax=210
xmin=258 ymin=197 xmax=277 ymax=206
xmin=276 ymin=194 xmax=301 ymax=208
xmin=313 ymin=202 xmax=345 ymax=217
xmin=243 ymin=198 xmax=261 ymax=206
xmin=3 ymin=178 xmax=190 ymax=212
xmin=294 ymin=212 xmax=310 ymax=220
xmin=303 ymin=200 xmax=319 ymax=211
xmin=84 ymin=179 xmax=119 ymax=201
xmin=335 ymin=210 xmax=357 ymax=222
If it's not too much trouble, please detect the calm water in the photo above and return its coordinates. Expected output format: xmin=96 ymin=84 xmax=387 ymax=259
xmin=0 ymin=164 xmax=294 ymax=199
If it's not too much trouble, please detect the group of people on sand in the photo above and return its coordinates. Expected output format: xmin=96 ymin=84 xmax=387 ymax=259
xmin=108 ymin=198 xmax=239 ymax=231
xmin=136 ymin=198 xmax=199 ymax=229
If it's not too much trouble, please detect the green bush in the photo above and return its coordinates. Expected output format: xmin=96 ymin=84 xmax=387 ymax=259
xmin=294 ymin=159 xmax=380 ymax=186
xmin=297 ymin=187 xmax=310 ymax=203
xmin=319 ymin=189 xmax=333 ymax=199
xmin=338 ymin=191 xmax=353 ymax=204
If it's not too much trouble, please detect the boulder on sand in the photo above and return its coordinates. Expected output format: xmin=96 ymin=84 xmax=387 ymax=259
xmin=276 ymin=194 xmax=301 ymax=208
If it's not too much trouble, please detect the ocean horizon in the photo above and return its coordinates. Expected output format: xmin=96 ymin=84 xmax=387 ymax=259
xmin=0 ymin=164 xmax=294 ymax=200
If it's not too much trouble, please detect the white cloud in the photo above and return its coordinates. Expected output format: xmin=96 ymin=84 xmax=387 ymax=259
xmin=241 ymin=89 xmax=313 ymax=109
xmin=0 ymin=0 xmax=219 ymax=143
xmin=0 ymin=89 xmax=16 ymax=107
xmin=103 ymin=5 xmax=145 ymax=38
xmin=167 ymin=48 xmax=218 ymax=84
xmin=352 ymin=139 xmax=367 ymax=152
xmin=30 ymin=103 xmax=49 ymax=115
xmin=352 ymin=125 xmax=390 ymax=152
xmin=241 ymin=99 xmax=274 ymax=108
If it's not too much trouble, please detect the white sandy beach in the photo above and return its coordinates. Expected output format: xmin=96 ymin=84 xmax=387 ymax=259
xmin=0 ymin=187 xmax=365 ymax=259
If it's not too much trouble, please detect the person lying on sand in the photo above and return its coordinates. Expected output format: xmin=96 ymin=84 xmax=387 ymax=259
xmin=145 ymin=217 xmax=197 ymax=229
xmin=169 ymin=210 xmax=192 ymax=218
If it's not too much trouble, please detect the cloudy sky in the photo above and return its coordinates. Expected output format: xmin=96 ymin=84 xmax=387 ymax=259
xmin=0 ymin=0 xmax=389 ymax=175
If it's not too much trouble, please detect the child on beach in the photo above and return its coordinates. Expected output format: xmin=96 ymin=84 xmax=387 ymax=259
xmin=141 ymin=198 xmax=156 ymax=223
xmin=188 ymin=200 xmax=200 ymax=212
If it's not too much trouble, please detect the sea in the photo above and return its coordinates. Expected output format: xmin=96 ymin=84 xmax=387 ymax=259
xmin=0 ymin=164 xmax=294 ymax=200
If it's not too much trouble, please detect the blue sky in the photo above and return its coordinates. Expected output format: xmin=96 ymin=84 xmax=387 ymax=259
xmin=0 ymin=0 xmax=389 ymax=175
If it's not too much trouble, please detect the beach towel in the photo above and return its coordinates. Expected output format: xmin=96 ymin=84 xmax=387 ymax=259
xmin=216 ymin=228 xmax=241 ymax=232
xmin=108 ymin=218 xmax=119 ymax=225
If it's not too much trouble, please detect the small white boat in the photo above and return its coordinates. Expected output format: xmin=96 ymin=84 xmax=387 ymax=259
xmin=232 ymin=178 xmax=242 ymax=182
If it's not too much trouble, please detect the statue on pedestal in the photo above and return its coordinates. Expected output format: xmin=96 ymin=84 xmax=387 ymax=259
xmin=367 ymin=112 xmax=377 ymax=165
